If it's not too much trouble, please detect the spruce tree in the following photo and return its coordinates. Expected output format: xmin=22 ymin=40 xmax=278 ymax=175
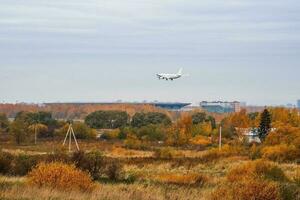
xmin=258 ymin=108 xmax=271 ymax=140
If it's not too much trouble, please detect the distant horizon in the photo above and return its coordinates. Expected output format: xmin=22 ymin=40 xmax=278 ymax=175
xmin=1 ymin=99 xmax=299 ymax=108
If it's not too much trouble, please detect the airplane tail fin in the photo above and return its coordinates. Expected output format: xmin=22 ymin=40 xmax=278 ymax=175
xmin=177 ymin=68 xmax=183 ymax=75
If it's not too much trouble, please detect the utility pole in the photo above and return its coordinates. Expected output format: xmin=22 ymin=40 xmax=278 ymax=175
xmin=219 ymin=125 xmax=222 ymax=150
xmin=63 ymin=123 xmax=80 ymax=153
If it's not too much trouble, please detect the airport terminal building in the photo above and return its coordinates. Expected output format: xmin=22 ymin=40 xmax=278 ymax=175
xmin=200 ymin=101 xmax=241 ymax=113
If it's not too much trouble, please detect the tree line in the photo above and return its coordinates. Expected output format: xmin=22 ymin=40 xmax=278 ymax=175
xmin=1 ymin=107 xmax=299 ymax=160
xmin=0 ymin=110 xmax=217 ymax=145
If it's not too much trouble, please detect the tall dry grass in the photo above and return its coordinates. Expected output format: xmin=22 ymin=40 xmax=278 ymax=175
xmin=0 ymin=181 xmax=211 ymax=200
xmin=153 ymin=173 xmax=208 ymax=186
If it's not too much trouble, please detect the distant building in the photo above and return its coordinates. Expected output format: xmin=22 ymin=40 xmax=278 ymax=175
xmin=236 ymin=128 xmax=261 ymax=143
xmin=298 ymin=100 xmax=300 ymax=109
xmin=286 ymin=103 xmax=296 ymax=108
xmin=152 ymin=102 xmax=191 ymax=110
xmin=200 ymin=101 xmax=241 ymax=113
xmin=236 ymin=127 xmax=276 ymax=144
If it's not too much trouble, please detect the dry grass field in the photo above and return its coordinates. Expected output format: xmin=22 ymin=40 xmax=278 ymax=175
xmin=0 ymin=139 xmax=299 ymax=200
xmin=0 ymin=177 xmax=211 ymax=200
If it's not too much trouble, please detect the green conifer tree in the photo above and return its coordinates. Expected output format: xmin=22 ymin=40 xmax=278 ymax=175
xmin=258 ymin=108 xmax=271 ymax=140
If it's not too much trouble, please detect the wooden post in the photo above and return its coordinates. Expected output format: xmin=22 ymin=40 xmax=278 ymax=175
xmin=68 ymin=125 xmax=72 ymax=152
xmin=63 ymin=125 xmax=71 ymax=146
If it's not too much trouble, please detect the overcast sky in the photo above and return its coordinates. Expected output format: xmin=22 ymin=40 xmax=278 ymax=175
xmin=0 ymin=0 xmax=299 ymax=105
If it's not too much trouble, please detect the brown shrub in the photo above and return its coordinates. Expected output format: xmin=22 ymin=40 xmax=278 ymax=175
xmin=105 ymin=160 xmax=123 ymax=180
xmin=227 ymin=160 xmax=287 ymax=183
xmin=72 ymin=150 xmax=104 ymax=180
xmin=28 ymin=162 xmax=95 ymax=192
xmin=261 ymin=144 xmax=299 ymax=162
xmin=210 ymin=160 xmax=291 ymax=200
xmin=189 ymin=135 xmax=211 ymax=147
xmin=210 ymin=178 xmax=281 ymax=200
xmin=154 ymin=173 xmax=207 ymax=186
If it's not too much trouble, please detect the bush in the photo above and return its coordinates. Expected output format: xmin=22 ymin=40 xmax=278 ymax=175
xmin=46 ymin=148 xmax=70 ymax=163
xmin=72 ymin=150 xmax=104 ymax=180
xmin=28 ymin=162 xmax=95 ymax=191
xmin=105 ymin=160 xmax=123 ymax=181
xmin=227 ymin=160 xmax=287 ymax=183
xmin=261 ymin=144 xmax=299 ymax=162
xmin=210 ymin=179 xmax=281 ymax=200
xmin=0 ymin=151 xmax=13 ymax=174
xmin=73 ymin=151 xmax=123 ymax=181
xmin=12 ymin=154 xmax=40 ymax=176
xmin=210 ymin=160 xmax=292 ymax=200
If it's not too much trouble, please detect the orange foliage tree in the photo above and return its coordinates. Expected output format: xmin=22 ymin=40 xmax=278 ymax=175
xmin=270 ymin=107 xmax=300 ymax=128
xmin=166 ymin=114 xmax=193 ymax=146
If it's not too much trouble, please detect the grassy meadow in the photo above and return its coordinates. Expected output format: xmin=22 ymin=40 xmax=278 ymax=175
xmin=0 ymin=139 xmax=299 ymax=200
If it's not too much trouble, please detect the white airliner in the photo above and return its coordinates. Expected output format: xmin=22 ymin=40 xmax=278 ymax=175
xmin=156 ymin=68 xmax=186 ymax=81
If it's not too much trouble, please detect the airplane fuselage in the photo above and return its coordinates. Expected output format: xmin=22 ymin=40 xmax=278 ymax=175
xmin=156 ymin=68 xmax=184 ymax=81
xmin=157 ymin=73 xmax=181 ymax=80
